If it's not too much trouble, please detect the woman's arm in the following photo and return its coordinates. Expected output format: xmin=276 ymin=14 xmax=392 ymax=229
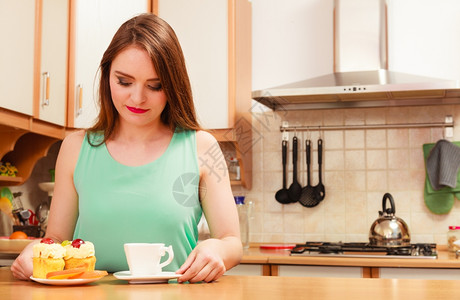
xmin=177 ymin=130 xmax=242 ymax=283
xmin=10 ymin=130 xmax=84 ymax=280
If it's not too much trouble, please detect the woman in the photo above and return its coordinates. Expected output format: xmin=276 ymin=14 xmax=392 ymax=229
xmin=11 ymin=13 xmax=242 ymax=283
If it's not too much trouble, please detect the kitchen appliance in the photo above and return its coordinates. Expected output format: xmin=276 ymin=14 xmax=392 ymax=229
xmin=369 ymin=193 xmax=410 ymax=246
xmin=290 ymin=242 xmax=437 ymax=259
xmin=252 ymin=0 xmax=460 ymax=110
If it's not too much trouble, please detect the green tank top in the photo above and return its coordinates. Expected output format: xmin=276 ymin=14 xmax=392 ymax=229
xmin=73 ymin=129 xmax=202 ymax=272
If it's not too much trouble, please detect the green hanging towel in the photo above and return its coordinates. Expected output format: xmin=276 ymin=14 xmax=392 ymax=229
xmin=423 ymin=142 xmax=460 ymax=214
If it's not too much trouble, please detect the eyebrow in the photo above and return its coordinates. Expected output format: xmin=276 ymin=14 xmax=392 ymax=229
xmin=113 ymin=70 xmax=160 ymax=82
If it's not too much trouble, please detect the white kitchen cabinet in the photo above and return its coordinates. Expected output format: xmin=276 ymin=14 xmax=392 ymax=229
xmin=379 ymin=267 xmax=460 ymax=280
xmin=277 ymin=265 xmax=364 ymax=278
xmin=157 ymin=0 xmax=228 ymax=129
xmin=37 ymin=0 xmax=69 ymax=126
xmin=68 ymin=0 xmax=151 ymax=129
xmin=0 ymin=0 xmax=36 ymax=116
xmin=156 ymin=0 xmax=252 ymax=129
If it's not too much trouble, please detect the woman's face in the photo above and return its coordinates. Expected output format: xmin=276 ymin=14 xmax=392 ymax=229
xmin=109 ymin=45 xmax=167 ymax=128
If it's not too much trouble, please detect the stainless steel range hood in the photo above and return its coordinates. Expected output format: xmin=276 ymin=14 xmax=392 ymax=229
xmin=252 ymin=0 xmax=460 ymax=110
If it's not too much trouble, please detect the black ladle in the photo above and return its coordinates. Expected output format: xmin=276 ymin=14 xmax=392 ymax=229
xmin=299 ymin=139 xmax=319 ymax=207
xmin=313 ymin=138 xmax=326 ymax=202
xmin=288 ymin=136 xmax=301 ymax=203
xmin=275 ymin=140 xmax=291 ymax=204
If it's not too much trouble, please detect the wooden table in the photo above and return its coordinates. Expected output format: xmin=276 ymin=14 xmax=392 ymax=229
xmin=2 ymin=267 xmax=460 ymax=299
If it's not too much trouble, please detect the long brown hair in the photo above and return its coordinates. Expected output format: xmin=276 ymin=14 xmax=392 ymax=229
xmin=88 ymin=13 xmax=201 ymax=144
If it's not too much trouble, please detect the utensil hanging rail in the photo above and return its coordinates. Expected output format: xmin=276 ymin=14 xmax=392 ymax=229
xmin=280 ymin=116 xmax=454 ymax=137
xmin=280 ymin=115 xmax=454 ymax=137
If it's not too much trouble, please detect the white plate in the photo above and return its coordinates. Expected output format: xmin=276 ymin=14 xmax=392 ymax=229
xmin=30 ymin=276 xmax=102 ymax=286
xmin=113 ymin=271 xmax=182 ymax=284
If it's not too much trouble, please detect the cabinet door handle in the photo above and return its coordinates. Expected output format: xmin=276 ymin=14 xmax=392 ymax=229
xmin=42 ymin=72 xmax=50 ymax=106
xmin=76 ymin=84 xmax=83 ymax=116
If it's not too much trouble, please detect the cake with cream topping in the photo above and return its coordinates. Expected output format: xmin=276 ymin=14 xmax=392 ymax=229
xmin=63 ymin=239 xmax=96 ymax=271
xmin=32 ymin=238 xmax=66 ymax=279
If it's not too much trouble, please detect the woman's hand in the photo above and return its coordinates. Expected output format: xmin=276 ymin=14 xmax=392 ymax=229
xmin=176 ymin=238 xmax=231 ymax=283
xmin=10 ymin=240 xmax=38 ymax=280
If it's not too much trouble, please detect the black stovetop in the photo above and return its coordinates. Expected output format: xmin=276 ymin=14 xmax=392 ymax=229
xmin=290 ymin=242 xmax=437 ymax=258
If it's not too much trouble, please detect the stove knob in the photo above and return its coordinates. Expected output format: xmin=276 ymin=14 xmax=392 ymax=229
xmin=422 ymin=245 xmax=432 ymax=256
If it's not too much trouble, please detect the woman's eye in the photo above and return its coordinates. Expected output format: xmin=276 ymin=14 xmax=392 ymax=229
xmin=117 ymin=78 xmax=131 ymax=86
xmin=148 ymin=84 xmax=163 ymax=91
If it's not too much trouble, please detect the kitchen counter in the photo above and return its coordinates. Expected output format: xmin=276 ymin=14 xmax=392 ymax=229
xmin=2 ymin=267 xmax=460 ymax=299
xmin=241 ymin=244 xmax=460 ymax=268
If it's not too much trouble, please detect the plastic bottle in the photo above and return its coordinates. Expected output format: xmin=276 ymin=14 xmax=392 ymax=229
xmin=234 ymin=196 xmax=249 ymax=249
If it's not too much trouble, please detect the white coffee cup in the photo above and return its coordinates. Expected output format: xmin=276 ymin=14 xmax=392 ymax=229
xmin=124 ymin=243 xmax=174 ymax=275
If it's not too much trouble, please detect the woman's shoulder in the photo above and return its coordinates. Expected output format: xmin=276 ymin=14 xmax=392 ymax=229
xmin=195 ymin=130 xmax=217 ymax=143
xmin=63 ymin=129 xmax=86 ymax=145
xmin=195 ymin=130 xmax=218 ymax=150
xmin=60 ymin=130 xmax=86 ymax=154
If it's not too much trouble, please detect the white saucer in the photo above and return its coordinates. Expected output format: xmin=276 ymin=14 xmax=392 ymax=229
xmin=113 ymin=271 xmax=181 ymax=284
xmin=30 ymin=276 xmax=102 ymax=286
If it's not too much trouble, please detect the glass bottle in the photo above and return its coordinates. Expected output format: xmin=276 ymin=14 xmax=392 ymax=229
xmin=228 ymin=157 xmax=240 ymax=181
xmin=234 ymin=196 xmax=249 ymax=249
xmin=447 ymin=226 xmax=460 ymax=252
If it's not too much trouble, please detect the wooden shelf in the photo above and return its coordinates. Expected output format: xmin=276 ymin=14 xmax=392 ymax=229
xmin=212 ymin=126 xmax=252 ymax=190
xmin=230 ymin=180 xmax=242 ymax=186
xmin=0 ymin=176 xmax=23 ymax=185
xmin=0 ymin=109 xmax=64 ymax=186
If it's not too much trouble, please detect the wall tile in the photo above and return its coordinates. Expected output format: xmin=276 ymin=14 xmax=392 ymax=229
xmin=345 ymin=130 xmax=365 ymax=149
xmin=387 ymin=129 xmax=409 ymax=148
xmin=344 ymin=170 xmax=366 ymax=191
xmin=388 ymin=149 xmax=410 ymax=170
xmin=366 ymin=170 xmax=388 ymax=191
xmin=344 ymin=150 xmax=366 ymax=170
xmin=366 ymin=150 xmax=387 ymax=170
xmin=323 ymin=131 xmax=344 ymax=149
xmin=366 ymin=129 xmax=386 ymax=148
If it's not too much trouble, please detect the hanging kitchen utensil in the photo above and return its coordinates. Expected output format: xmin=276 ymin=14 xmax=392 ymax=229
xmin=288 ymin=136 xmax=302 ymax=203
xmin=36 ymin=201 xmax=50 ymax=224
xmin=369 ymin=193 xmax=411 ymax=247
xmin=275 ymin=140 xmax=291 ymax=204
xmin=299 ymin=139 xmax=319 ymax=207
xmin=313 ymin=138 xmax=325 ymax=202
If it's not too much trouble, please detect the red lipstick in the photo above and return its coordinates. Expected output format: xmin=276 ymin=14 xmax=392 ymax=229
xmin=127 ymin=106 xmax=148 ymax=114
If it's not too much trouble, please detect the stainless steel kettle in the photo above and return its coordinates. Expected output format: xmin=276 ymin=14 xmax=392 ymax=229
xmin=369 ymin=193 xmax=410 ymax=247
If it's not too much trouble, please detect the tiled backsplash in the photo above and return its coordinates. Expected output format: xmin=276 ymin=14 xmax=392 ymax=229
xmin=234 ymin=104 xmax=460 ymax=246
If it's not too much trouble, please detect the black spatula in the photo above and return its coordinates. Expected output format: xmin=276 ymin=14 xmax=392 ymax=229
xmin=288 ymin=136 xmax=301 ymax=203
